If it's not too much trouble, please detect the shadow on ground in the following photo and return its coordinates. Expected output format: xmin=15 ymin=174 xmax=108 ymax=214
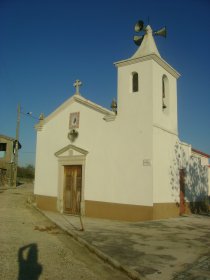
xmin=18 ymin=243 xmax=42 ymax=280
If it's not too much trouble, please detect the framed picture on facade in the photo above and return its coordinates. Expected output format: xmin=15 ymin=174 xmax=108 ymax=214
xmin=69 ymin=112 xmax=80 ymax=129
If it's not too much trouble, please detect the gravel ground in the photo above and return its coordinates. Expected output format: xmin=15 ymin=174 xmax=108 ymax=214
xmin=0 ymin=184 xmax=130 ymax=280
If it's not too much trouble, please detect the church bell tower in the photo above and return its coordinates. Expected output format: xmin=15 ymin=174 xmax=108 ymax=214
xmin=114 ymin=20 xmax=180 ymax=135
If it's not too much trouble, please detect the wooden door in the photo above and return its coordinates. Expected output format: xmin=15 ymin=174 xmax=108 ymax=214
xmin=179 ymin=169 xmax=185 ymax=215
xmin=64 ymin=165 xmax=82 ymax=214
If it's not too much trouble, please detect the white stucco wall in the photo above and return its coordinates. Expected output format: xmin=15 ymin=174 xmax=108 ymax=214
xmin=35 ymin=55 xmax=179 ymax=208
xmin=189 ymin=150 xmax=209 ymax=201
xmin=34 ymin=93 xmax=154 ymax=206
xmin=84 ymin=121 xmax=153 ymax=205
xmin=150 ymin=51 xmax=182 ymax=205
xmin=34 ymin=99 xmax=108 ymax=197
xmin=152 ymin=62 xmax=178 ymax=135
xmin=115 ymin=59 xmax=154 ymax=206
xmin=35 ymin=55 xmax=157 ymax=207
xmin=153 ymin=127 xmax=179 ymax=203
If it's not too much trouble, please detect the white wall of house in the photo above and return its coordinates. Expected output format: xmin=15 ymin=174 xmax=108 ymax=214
xmin=114 ymin=59 xmax=154 ymax=206
xmin=34 ymin=99 xmax=108 ymax=198
xmin=191 ymin=151 xmax=209 ymax=199
xmin=153 ymin=128 xmax=179 ymax=203
xmin=151 ymin=52 xmax=179 ymax=204
xmin=152 ymin=62 xmax=178 ymax=135
xmin=34 ymin=93 xmax=154 ymax=206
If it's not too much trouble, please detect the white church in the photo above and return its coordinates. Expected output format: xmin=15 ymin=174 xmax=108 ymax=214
xmin=34 ymin=23 xmax=210 ymax=221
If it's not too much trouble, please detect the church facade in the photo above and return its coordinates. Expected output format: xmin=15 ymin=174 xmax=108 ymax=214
xmin=34 ymin=24 xmax=209 ymax=221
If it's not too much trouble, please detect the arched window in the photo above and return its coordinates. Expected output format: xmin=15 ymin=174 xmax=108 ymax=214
xmin=162 ymin=75 xmax=169 ymax=112
xmin=132 ymin=72 xmax=139 ymax=93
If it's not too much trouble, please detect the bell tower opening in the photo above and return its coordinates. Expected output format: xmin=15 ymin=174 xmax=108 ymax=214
xmin=132 ymin=72 xmax=139 ymax=93
xmin=162 ymin=74 xmax=169 ymax=113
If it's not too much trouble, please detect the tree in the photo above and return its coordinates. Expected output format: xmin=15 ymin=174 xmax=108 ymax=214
xmin=17 ymin=165 xmax=35 ymax=180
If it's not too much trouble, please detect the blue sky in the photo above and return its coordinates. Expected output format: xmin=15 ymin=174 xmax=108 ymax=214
xmin=0 ymin=0 xmax=210 ymax=166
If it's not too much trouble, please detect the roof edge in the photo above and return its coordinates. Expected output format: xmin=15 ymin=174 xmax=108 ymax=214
xmin=192 ymin=148 xmax=210 ymax=158
xmin=37 ymin=94 xmax=114 ymax=127
xmin=0 ymin=134 xmax=16 ymax=141
xmin=74 ymin=95 xmax=114 ymax=115
xmin=114 ymin=54 xmax=180 ymax=79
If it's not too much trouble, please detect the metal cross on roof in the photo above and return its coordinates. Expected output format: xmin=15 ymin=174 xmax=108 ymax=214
xmin=73 ymin=79 xmax=82 ymax=95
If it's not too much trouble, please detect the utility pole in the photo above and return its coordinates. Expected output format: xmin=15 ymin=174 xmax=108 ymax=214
xmin=14 ymin=104 xmax=21 ymax=187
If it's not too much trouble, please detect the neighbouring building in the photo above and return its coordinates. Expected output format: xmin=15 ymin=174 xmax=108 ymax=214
xmin=209 ymin=166 xmax=210 ymax=208
xmin=0 ymin=134 xmax=21 ymax=187
xmin=34 ymin=24 xmax=209 ymax=221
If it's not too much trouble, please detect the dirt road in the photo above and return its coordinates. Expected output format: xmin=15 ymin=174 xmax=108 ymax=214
xmin=0 ymin=184 xmax=130 ymax=280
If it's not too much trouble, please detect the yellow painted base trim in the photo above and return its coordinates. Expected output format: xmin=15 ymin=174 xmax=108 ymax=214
xmin=153 ymin=203 xmax=180 ymax=219
xmin=85 ymin=200 xmax=153 ymax=221
xmin=35 ymin=195 xmax=207 ymax=221
xmin=36 ymin=195 xmax=57 ymax=212
xmin=85 ymin=201 xmax=193 ymax=221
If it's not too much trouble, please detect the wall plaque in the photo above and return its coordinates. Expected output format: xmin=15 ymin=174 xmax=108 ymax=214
xmin=69 ymin=112 xmax=80 ymax=129
xmin=143 ymin=159 xmax=152 ymax=166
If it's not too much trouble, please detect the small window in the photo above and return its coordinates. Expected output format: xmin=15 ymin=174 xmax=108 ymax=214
xmin=162 ymin=75 xmax=169 ymax=112
xmin=132 ymin=72 xmax=139 ymax=92
xmin=0 ymin=143 xmax=7 ymax=158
